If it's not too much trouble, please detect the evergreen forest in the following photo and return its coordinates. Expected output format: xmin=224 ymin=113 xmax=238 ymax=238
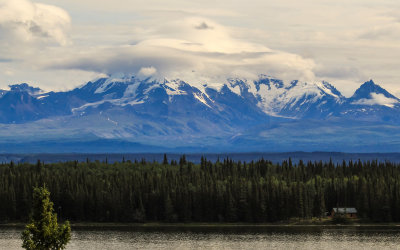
xmin=0 ymin=156 xmax=399 ymax=223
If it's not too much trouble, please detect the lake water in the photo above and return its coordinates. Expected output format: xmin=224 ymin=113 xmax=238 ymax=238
xmin=1 ymin=226 xmax=400 ymax=249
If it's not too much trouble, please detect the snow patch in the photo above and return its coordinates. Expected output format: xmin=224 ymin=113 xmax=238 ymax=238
xmin=37 ymin=95 xmax=49 ymax=100
xmin=123 ymin=82 xmax=140 ymax=97
xmin=94 ymin=74 xmax=134 ymax=94
xmin=316 ymin=82 xmax=339 ymax=99
xmin=193 ymin=93 xmax=211 ymax=108
xmin=72 ymin=98 xmax=145 ymax=113
xmin=124 ymin=100 xmax=144 ymax=106
xmin=143 ymin=84 xmax=160 ymax=94
xmin=164 ymin=80 xmax=187 ymax=95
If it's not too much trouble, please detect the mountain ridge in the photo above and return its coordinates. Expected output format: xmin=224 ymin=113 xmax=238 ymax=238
xmin=0 ymin=75 xmax=399 ymax=152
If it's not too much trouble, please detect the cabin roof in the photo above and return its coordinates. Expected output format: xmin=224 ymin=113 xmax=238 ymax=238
xmin=333 ymin=207 xmax=357 ymax=214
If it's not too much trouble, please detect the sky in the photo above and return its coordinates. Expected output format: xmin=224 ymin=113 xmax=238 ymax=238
xmin=0 ymin=0 xmax=399 ymax=97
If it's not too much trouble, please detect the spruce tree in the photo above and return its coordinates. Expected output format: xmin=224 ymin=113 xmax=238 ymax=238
xmin=21 ymin=186 xmax=71 ymax=250
xmin=163 ymin=154 xmax=168 ymax=165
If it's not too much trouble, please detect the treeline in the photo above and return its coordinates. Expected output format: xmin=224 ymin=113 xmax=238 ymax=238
xmin=0 ymin=156 xmax=400 ymax=223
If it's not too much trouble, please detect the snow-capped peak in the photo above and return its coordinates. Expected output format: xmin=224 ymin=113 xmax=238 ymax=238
xmin=66 ymin=74 xmax=400 ymax=120
xmin=351 ymin=80 xmax=399 ymax=101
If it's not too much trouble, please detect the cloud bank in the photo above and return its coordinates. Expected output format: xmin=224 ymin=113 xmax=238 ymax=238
xmin=48 ymin=17 xmax=316 ymax=85
xmin=1 ymin=0 xmax=399 ymax=96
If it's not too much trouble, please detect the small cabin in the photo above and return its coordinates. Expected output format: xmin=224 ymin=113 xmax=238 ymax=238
xmin=331 ymin=207 xmax=357 ymax=218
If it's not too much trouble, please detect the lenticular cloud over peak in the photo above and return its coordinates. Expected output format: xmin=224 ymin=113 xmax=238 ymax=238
xmin=49 ymin=17 xmax=316 ymax=85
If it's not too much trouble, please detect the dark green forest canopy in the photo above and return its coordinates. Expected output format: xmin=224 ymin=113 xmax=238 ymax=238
xmin=1 ymin=157 xmax=399 ymax=223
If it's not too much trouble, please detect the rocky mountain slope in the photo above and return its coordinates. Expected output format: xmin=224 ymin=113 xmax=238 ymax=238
xmin=0 ymin=75 xmax=399 ymax=152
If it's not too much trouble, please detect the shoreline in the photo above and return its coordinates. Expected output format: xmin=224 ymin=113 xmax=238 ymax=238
xmin=2 ymin=222 xmax=400 ymax=229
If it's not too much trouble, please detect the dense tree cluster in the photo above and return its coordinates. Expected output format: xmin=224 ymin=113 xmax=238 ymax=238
xmin=0 ymin=156 xmax=399 ymax=223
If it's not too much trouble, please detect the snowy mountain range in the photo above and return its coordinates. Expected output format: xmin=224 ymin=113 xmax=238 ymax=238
xmin=0 ymin=75 xmax=399 ymax=153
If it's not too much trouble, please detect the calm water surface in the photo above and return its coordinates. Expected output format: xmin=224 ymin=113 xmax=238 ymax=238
xmin=1 ymin=226 xmax=400 ymax=249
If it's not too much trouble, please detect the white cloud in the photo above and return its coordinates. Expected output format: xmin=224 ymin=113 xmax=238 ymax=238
xmin=0 ymin=0 xmax=70 ymax=45
xmin=352 ymin=93 xmax=399 ymax=108
xmin=48 ymin=17 xmax=316 ymax=86
xmin=138 ymin=66 xmax=157 ymax=77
